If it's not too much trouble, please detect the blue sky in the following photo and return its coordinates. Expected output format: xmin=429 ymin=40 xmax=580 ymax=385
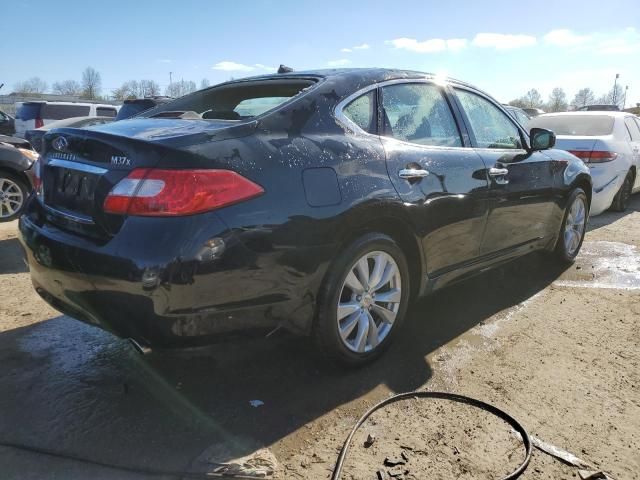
xmin=2 ymin=0 xmax=639 ymax=105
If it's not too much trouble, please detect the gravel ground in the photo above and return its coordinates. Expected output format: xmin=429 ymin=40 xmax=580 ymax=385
xmin=0 ymin=196 xmax=638 ymax=479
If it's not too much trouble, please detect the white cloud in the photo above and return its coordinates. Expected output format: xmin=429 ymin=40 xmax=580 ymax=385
xmin=472 ymin=33 xmax=537 ymax=49
xmin=327 ymin=58 xmax=351 ymax=67
xmin=254 ymin=63 xmax=276 ymax=71
xmin=387 ymin=37 xmax=467 ymax=53
xmin=353 ymin=43 xmax=370 ymax=50
xmin=595 ymin=28 xmax=640 ymax=54
xmin=212 ymin=61 xmax=255 ymax=72
xmin=340 ymin=48 xmax=352 ymax=53
xmin=543 ymin=29 xmax=590 ymax=47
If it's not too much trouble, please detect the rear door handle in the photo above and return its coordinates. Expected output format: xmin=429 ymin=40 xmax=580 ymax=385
xmin=399 ymin=168 xmax=430 ymax=179
xmin=488 ymin=167 xmax=509 ymax=177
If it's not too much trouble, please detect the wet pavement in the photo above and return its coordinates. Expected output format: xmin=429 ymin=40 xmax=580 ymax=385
xmin=1 ymin=195 xmax=639 ymax=479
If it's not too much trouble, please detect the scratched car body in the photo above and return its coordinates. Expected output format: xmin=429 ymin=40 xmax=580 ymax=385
xmin=19 ymin=69 xmax=591 ymax=364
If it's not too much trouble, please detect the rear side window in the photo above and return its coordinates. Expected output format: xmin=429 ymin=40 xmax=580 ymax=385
xmin=455 ymin=89 xmax=523 ymax=149
xmin=624 ymin=117 xmax=640 ymax=141
xmin=381 ymin=83 xmax=461 ymax=147
xmin=41 ymin=104 xmax=90 ymax=120
xmin=342 ymin=91 xmax=375 ymax=133
xmin=143 ymin=79 xmax=316 ymax=120
xmin=16 ymin=103 xmax=43 ymax=120
xmin=528 ymin=115 xmax=615 ymax=136
xmin=96 ymin=107 xmax=117 ymax=117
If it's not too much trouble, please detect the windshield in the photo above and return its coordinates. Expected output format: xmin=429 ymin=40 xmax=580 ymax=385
xmin=142 ymin=78 xmax=316 ymax=120
xmin=529 ymin=115 xmax=615 ymax=136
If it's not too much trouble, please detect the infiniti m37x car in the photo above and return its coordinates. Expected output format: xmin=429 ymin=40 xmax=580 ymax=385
xmin=19 ymin=69 xmax=591 ymax=364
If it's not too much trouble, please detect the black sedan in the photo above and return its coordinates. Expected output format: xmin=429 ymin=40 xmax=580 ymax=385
xmin=19 ymin=69 xmax=591 ymax=364
xmin=0 ymin=135 xmax=38 ymax=221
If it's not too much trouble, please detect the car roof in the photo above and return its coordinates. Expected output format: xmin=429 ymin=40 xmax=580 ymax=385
xmin=538 ymin=111 xmax=631 ymax=117
xmin=217 ymin=67 xmax=483 ymax=92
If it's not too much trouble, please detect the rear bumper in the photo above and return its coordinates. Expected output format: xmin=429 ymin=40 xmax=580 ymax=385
xmin=18 ymin=202 xmax=319 ymax=347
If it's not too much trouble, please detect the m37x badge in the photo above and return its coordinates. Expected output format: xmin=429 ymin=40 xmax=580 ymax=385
xmin=110 ymin=155 xmax=131 ymax=166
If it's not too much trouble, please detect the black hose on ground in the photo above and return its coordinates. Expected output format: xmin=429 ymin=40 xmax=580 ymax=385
xmin=330 ymin=390 xmax=532 ymax=480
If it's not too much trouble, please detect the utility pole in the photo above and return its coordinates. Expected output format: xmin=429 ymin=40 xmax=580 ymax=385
xmin=622 ymin=86 xmax=629 ymax=109
xmin=169 ymin=72 xmax=173 ymax=86
xmin=612 ymin=73 xmax=620 ymax=105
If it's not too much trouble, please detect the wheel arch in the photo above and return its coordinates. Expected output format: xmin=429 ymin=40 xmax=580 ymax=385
xmin=0 ymin=167 xmax=31 ymax=191
xmin=570 ymin=173 xmax=593 ymax=209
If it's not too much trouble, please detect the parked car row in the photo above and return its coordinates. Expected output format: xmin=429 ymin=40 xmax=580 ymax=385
xmin=18 ymin=68 xmax=593 ymax=364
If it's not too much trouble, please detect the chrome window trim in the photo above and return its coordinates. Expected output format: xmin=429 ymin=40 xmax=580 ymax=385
xmin=42 ymin=203 xmax=94 ymax=224
xmin=334 ymin=77 xmax=468 ymax=151
xmin=48 ymin=158 xmax=108 ymax=175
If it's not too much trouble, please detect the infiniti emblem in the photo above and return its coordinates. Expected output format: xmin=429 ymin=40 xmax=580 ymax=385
xmin=52 ymin=136 xmax=69 ymax=152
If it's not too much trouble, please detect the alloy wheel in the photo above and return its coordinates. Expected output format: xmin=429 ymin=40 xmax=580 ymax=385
xmin=563 ymin=195 xmax=587 ymax=257
xmin=336 ymin=251 xmax=402 ymax=353
xmin=0 ymin=178 xmax=24 ymax=219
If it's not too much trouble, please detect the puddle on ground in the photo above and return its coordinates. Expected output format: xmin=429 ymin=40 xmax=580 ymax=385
xmin=554 ymin=241 xmax=640 ymax=290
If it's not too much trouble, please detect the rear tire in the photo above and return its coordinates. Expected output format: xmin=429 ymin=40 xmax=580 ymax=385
xmin=555 ymin=188 xmax=588 ymax=263
xmin=313 ymin=233 xmax=410 ymax=366
xmin=610 ymin=170 xmax=633 ymax=212
xmin=0 ymin=172 xmax=29 ymax=222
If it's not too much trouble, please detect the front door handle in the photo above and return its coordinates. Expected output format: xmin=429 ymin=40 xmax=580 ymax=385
xmin=488 ymin=167 xmax=509 ymax=177
xmin=399 ymin=168 xmax=430 ymax=180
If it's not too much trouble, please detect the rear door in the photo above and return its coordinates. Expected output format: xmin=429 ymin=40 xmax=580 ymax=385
xmin=451 ymin=87 xmax=556 ymax=256
xmin=380 ymin=81 xmax=489 ymax=277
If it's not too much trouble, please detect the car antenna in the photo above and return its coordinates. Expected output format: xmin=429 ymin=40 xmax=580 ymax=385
xmin=278 ymin=65 xmax=294 ymax=74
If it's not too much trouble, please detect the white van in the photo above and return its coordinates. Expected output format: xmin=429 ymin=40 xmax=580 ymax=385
xmin=13 ymin=101 xmax=119 ymax=138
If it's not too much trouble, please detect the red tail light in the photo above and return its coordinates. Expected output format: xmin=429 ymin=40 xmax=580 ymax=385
xmin=35 ymin=117 xmax=44 ymax=129
xmin=103 ymin=169 xmax=264 ymax=216
xmin=568 ymin=150 xmax=618 ymax=163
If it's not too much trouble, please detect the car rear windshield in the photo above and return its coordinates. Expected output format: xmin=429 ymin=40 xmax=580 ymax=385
xmin=41 ymin=104 xmax=91 ymax=120
xmin=529 ymin=115 xmax=615 ymax=136
xmin=116 ymin=100 xmax=157 ymax=120
xmin=16 ymin=103 xmax=43 ymax=120
xmin=142 ymin=79 xmax=317 ymax=120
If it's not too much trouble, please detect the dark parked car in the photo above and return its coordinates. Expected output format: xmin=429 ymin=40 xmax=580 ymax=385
xmin=0 ymin=110 xmax=15 ymax=135
xmin=25 ymin=116 xmax=115 ymax=152
xmin=0 ymin=135 xmax=38 ymax=221
xmin=576 ymin=104 xmax=620 ymax=112
xmin=115 ymin=96 xmax=173 ymax=120
xmin=522 ymin=107 xmax=545 ymax=117
xmin=19 ymin=69 xmax=591 ymax=364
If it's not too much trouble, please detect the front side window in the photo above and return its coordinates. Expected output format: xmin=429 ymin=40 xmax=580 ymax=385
xmin=381 ymin=83 xmax=462 ymax=147
xmin=342 ymin=91 xmax=375 ymax=133
xmin=456 ymin=89 xmax=523 ymax=149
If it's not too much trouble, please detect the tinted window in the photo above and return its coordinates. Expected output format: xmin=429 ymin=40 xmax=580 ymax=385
xmin=456 ymin=89 xmax=522 ymax=149
xmin=143 ymin=79 xmax=316 ymax=120
xmin=96 ymin=107 xmax=117 ymax=117
xmin=116 ymin=101 xmax=156 ymax=120
xmin=41 ymin=104 xmax=90 ymax=120
xmin=511 ymin=110 xmax=530 ymax=128
xmin=16 ymin=103 xmax=43 ymax=120
xmin=624 ymin=117 xmax=640 ymax=141
xmin=342 ymin=91 xmax=375 ymax=133
xmin=528 ymin=115 xmax=615 ymax=136
xmin=381 ymin=83 xmax=461 ymax=147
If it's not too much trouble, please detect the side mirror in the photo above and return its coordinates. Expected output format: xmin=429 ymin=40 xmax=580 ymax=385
xmin=529 ymin=128 xmax=555 ymax=151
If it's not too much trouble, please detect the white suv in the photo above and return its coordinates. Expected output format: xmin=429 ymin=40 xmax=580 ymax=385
xmin=13 ymin=101 xmax=119 ymax=138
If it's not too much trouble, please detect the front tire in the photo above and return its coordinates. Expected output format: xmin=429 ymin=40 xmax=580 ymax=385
xmin=555 ymin=188 xmax=588 ymax=262
xmin=610 ymin=170 xmax=633 ymax=212
xmin=313 ymin=233 xmax=410 ymax=366
xmin=0 ymin=172 xmax=29 ymax=222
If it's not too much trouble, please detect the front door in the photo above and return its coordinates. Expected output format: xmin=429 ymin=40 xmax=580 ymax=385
xmin=452 ymin=87 xmax=556 ymax=256
xmin=380 ymin=81 xmax=489 ymax=277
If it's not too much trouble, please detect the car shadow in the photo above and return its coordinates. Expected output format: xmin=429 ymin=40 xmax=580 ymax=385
xmin=0 ymin=237 xmax=28 ymax=274
xmin=0 ymin=251 xmax=569 ymax=478
xmin=587 ymin=193 xmax=640 ymax=232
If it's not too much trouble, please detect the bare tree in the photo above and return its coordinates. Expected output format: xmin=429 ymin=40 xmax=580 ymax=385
xmin=139 ymin=79 xmax=160 ymax=97
xmin=81 ymin=67 xmax=102 ymax=99
xmin=508 ymin=98 xmax=528 ymax=108
xmin=13 ymin=77 xmax=48 ymax=95
xmin=604 ymin=84 xmax=625 ymax=108
xmin=112 ymin=79 xmax=162 ymax=100
xmin=546 ymin=87 xmax=568 ymax=112
xmin=570 ymin=88 xmax=596 ymax=109
xmin=52 ymin=79 xmax=82 ymax=96
xmin=165 ymin=80 xmax=197 ymax=98
xmin=200 ymin=78 xmax=210 ymax=89
xmin=523 ymin=89 xmax=544 ymax=108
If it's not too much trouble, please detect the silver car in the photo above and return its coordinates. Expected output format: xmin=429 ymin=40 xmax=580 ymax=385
xmin=529 ymin=112 xmax=640 ymax=215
